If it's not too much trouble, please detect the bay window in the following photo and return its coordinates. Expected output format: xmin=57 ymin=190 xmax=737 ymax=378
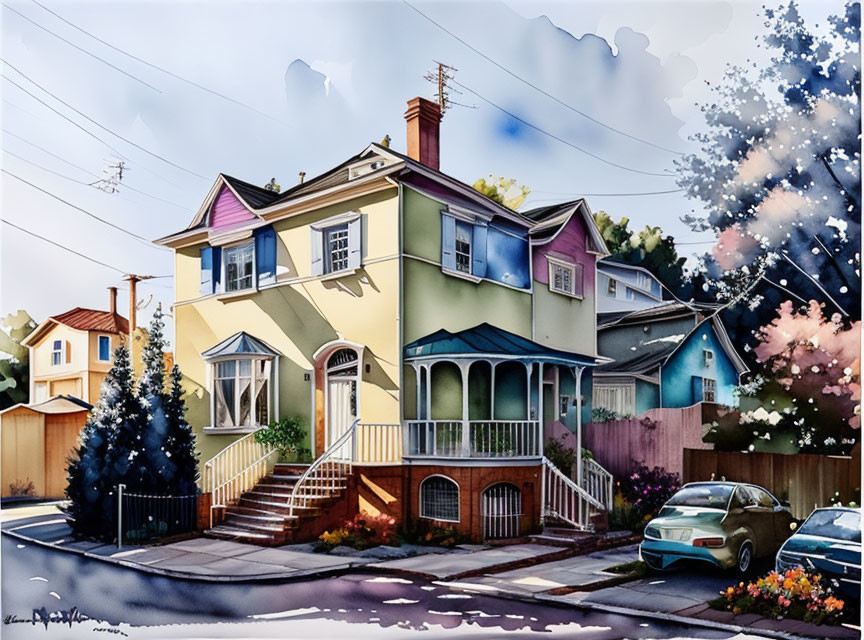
xmin=213 ymin=357 xmax=271 ymax=428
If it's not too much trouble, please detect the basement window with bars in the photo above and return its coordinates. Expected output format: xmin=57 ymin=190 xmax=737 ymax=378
xmin=420 ymin=475 xmax=460 ymax=523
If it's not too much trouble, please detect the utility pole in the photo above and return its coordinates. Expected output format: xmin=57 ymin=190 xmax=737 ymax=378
xmin=123 ymin=273 xmax=159 ymax=352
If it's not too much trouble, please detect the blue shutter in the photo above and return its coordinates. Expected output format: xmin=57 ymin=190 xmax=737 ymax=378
xmin=472 ymin=223 xmax=487 ymax=278
xmin=347 ymin=216 xmax=362 ymax=270
xmin=255 ymin=227 xmax=277 ymax=286
xmin=200 ymin=247 xmax=213 ymax=295
xmin=441 ymin=214 xmax=456 ymax=271
xmin=691 ymin=376 xmax=703 ymax=404
xmin=212 ymin=246 xmax=223 ymax=294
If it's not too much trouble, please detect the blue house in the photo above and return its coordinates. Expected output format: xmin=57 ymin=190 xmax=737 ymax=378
xmin=589 ymin=302 xmax=747 ymax=417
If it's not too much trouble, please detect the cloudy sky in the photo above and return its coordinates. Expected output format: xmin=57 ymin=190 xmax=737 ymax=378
xmin=0 ymin=0 xmax=842 ymax=343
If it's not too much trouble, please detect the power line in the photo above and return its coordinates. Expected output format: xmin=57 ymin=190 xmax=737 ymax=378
xmin=2 ymin=128 xmax=93 ymax=175
xmin=529 ymin=188 xmax=685 ymax=198
xmin=1 ymin=218 xmax=126 ymax=274
xmin=1 ymin=2 xmax=161 ymax=92
xmin=403 ymin=1 xmax=686 ymax=156
xmin=1 ymin=145 xmax=193 ymax=212
xmin=1 ymin=58 xmax=210 ymax=181
xmin=453 ymin=79 xmax=675 ymax=178
xmin=29 ymin=0 xmax=290 ymax=129
xmin=2 ymin=168 xmax=170 ymax=250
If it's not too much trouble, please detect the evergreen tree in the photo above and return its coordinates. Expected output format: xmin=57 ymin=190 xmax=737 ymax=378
xmin=136 ymin=305 xmax=176 ymax=493
xmin=65 ymin=345 xmax=136 ymax=539
xmin=165 ymin=364 xmax=199 ymax=495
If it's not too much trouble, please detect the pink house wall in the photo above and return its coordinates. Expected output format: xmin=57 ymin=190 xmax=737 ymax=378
xmin=532 ymin=211 xmax=596 ymax=300
xmin=210 ymin=186 xmax=256 ymax=229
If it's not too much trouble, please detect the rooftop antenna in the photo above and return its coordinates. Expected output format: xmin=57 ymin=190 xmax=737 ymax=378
xmin=90 ymin=160 xmax=128 ymax=193
xmin=423 ymin=61 xmax=475 ymax=114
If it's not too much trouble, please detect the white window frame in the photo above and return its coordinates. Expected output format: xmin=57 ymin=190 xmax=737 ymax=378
xmin=97 ymin=334 xmax=111 ymax=362
xmin=546 ymin=256 xmax=581 ymax=298
xmin=210 ymin=356 xmax=274 ymax=430
xmin=419 ymin=474 xmax=461 ymax=523
xmin=703 ymin=377 xmax=716 ymax=402
xmin=222 ymin=240 xmax=256 ymax=294
xmin=324 ymin=224 xmax=350 ymax=275
xmin=559 ymin=394 xmax=571 ymax=417
xmin=592 ymin=380 xmax=636 ymax=416
xmin=51 ymin=339 xmax=64 ymax=366
xmin=454 ymin=219 xmax=472 ymax=275
xmin=607 ymin=277 xmax=617 ymax=296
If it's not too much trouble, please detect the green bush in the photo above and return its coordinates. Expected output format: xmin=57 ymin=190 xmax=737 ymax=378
xmin=253 ymin=417 xmax=311 ymax=462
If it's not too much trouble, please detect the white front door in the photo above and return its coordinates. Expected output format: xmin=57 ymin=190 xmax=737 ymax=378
xmin=327 ymin=378 xmax=356 ymax=459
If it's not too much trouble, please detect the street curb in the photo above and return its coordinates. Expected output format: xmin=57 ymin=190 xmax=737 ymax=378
xmin=1 ymin=526 xmax=363 ymax=584
xmin=438 ymin=578 xmax=851 ymax=640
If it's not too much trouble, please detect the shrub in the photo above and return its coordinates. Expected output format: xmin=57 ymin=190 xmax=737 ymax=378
xmin=254 ymin=417 xmax=311 ymax=462
xmin=9 ymin=478 xmax=35 ymax=497
xmin=404 ymin=520 xmax=471 ymax=548
xmin=711 ymin=568 xmax=847 ymax=626
xmin=318 ymin=511 xmax=399 ymax=550
xmin=618 ymin=463 xmax=681 ymax=521
xmin=544 ymin=437 xmax=594 ymax=476
xmin=592 ymin=407 xmax=630 ymax=423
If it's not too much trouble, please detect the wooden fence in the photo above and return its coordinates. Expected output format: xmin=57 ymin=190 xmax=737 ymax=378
xmin=567 ymin=403 xmax=717 ymax=480
xmin=683 ymin=447 xmax=862 ymax=520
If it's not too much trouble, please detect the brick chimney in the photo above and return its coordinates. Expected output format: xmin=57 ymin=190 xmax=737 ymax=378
xmin=404 ymin=97 xmax=442 ymax=170
xmin=108 ymin=286 xmax=117 ymax=315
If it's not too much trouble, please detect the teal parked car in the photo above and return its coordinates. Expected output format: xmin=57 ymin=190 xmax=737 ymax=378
xmin=776 ymin=507 xmax=861 ymax=601
xmin=640 ymin=482 xmax=795 ymax=574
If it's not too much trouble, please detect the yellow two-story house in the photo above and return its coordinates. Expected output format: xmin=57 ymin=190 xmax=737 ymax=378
xmin=156 ymin=96 xmax=613 ymax=544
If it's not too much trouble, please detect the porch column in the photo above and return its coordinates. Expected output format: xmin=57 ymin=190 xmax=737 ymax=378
xmin=424 ymin=364 xmax=432 ymax=421
xmin=537 ymin=362 xmax=545 ymax=457
xmin=524 ymin=362 xmax=533 ymax=420
xmin=412 ymin=363 xmax=422 ymax=419
xmin=490 ymin=361 xmax=496 ymax=420
xmin=574 ymin=366 xmax=584 ymax=486
xmin=459 ymin=362 xmax=470 ymax=457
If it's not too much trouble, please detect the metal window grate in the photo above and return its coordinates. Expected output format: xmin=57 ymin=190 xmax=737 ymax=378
xmin=482 ymin=482 xmax=522 ymax=540
xmin=420 ymin=476 xmax=460 ymax=522
xmin=703 ymin=377 xmax=716 ymax=402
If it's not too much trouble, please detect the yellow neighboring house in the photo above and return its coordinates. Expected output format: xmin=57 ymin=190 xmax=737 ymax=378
xmin=21 ymin=287 xmax=130 ymax=404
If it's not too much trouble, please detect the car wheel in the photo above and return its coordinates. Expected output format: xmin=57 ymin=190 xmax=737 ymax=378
xmin=736 ymin=541 xmax=754 ymax=575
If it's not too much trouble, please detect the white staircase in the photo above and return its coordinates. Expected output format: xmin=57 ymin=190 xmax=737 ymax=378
xmin=540 ymin=456 xmax=612 ymax=533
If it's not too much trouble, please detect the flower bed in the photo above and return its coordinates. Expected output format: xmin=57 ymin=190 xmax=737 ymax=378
xmin=318 ymin=512 xmax=399 ymax=550
xmin=710 ymin=568 xmax=848 ymax=626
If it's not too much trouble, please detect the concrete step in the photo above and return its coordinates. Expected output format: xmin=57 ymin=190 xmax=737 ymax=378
xmin=238 ymin=497 xmax=323 ymax=515
xmin=223 ymin=515 xmax=289 ymax=534
xmin=204 ymin=525 xmax=283 ymax=545
xmin=273 ymin=463 xmax=311 ymax=475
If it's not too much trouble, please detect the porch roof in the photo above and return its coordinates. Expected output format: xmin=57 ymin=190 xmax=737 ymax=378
xmin=404 ymin=323 xmax=597 ymax=366
xmin=201 ymin=331 xmax=281 ymax=360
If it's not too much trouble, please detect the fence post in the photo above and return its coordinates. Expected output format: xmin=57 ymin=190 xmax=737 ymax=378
xmin=117 ymin=483 xmax=125 ymax=550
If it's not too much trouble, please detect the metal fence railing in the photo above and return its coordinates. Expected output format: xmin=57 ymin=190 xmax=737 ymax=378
xmin=116 ymin=484 xmax=198 ymax=548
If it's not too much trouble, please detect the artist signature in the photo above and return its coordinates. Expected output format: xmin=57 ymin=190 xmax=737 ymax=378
xmin=4 ymin=607 xmax=127 ymax=636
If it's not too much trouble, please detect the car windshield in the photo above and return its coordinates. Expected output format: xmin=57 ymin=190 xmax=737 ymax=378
xmin=665 ymin=484 xmax=734 ymax=509
xmin=798 ymin=510 xmax=861 ymax=543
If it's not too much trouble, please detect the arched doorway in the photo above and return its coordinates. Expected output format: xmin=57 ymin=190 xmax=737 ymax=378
xmin=325 ymin=347 xmax=359 ymax=457
xmin=482 ymin=482 xmax=522 ymax=540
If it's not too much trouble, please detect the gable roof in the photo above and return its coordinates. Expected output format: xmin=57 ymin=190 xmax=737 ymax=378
xmin=404 ymin=322 xmax=596 ymax=366
xmin=0 ymin=394 xmax=92 ymax=416
xmin=222 ymin=175 xmax=283 ymax=209
xmin=597 ymin=314 xmax=748 ymax=376
xmin=23 ymin=308 xmax=129 ymax=347
xmin=524 ymin=199 xmax=609 ymax=256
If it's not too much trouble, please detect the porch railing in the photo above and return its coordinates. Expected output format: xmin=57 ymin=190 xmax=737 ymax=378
xmin=355 ymin=423 xmax=402 ymax=464
xmin=404 ymin=420 xmax=541 ymax=458
xmin=288 ymin=418 xmax=359 ymax=519
xmin=202 ymin=428 xmax=278 ymax=523
xmin=581 ymin=457 xmax=614 ymax=511
xmin=542 ymin=457 xmax=605 ymax=531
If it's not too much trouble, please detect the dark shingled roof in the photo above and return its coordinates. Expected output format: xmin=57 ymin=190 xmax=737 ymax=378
xmin=222 ymin=175 xmax=283 ymax=209
xmin=595 ymin=340 xmax=678 ymax=375
xmin=521 ymin=200 xmax=582 ymax=222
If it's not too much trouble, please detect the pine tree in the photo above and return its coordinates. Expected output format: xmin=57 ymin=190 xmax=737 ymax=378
xmin=65 ymin=345 xmax=137 ymax=539
xmin=165 ymin=364 xmax=199 ymax=495
xmin=135 ymin=304 xmax=176 ymax=493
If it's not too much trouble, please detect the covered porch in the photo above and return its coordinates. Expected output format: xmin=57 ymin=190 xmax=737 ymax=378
xmin=402 ymin=323 xmax=596 ymax=467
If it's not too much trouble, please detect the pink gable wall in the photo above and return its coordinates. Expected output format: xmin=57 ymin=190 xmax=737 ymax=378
xmin=210 ymin=186 xmax=256 ymax=229
xmin=532 ymin=211 xmax=597 ymax=298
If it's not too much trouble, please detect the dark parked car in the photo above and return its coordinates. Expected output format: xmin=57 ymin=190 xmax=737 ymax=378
xmin=776 ymin=506 xmax=861 ymax=600
xmin=640 ymin=482 xmax=795 ymax=574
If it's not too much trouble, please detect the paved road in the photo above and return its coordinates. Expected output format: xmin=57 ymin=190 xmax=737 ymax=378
xmin=1 ymin=535 xmax=768 ymax=639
